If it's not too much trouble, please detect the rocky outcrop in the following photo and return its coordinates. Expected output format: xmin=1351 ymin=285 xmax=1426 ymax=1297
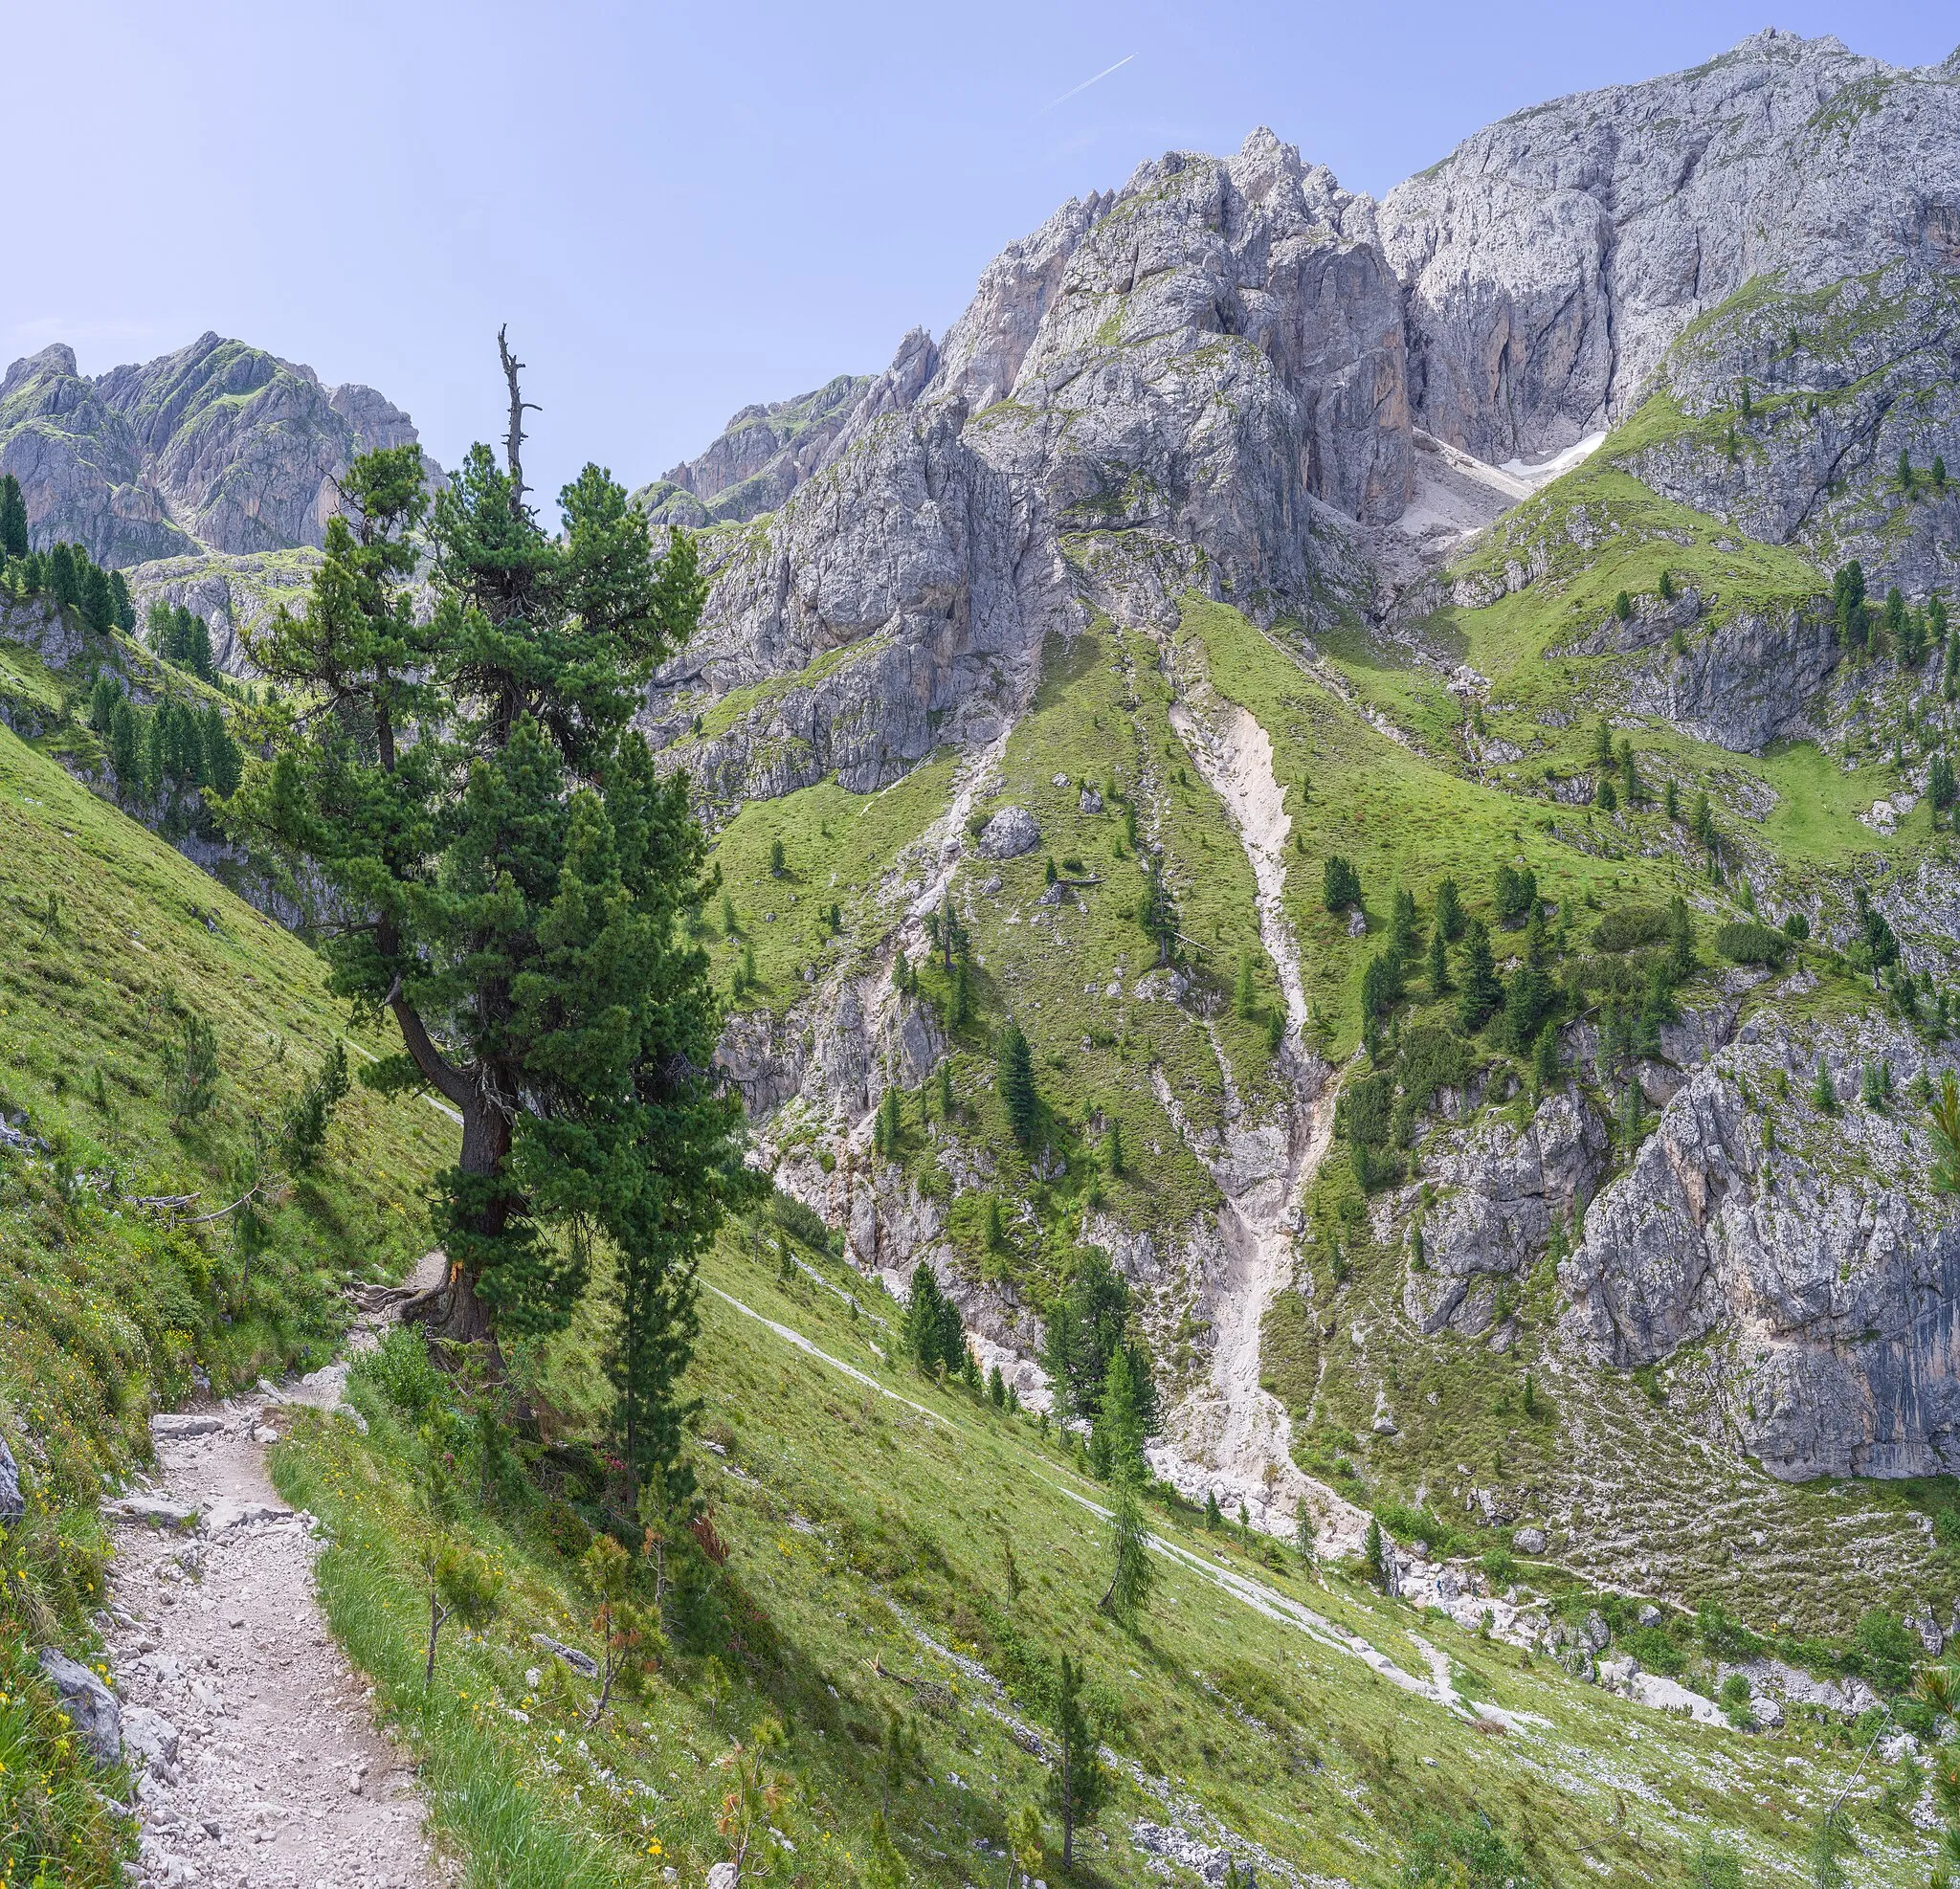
xmin=1623 ymin=601 xmax=1839 ymax=752
xmin=1 ymin=332 xmax=430 ymax=572
xmin=1560 ymin=1019 xmax=1960 ymax=1479
xmin=0 ymin=1431 xmax=23 ymax=1526
xmin=37 ymin=1647 xmax=122 ymax=1766
xmin=122 ymin=546 xmax=323 ymax=676
xmin=1625 ymin=263 xmax=1960 ymax=600
xmin=1379 ymin=30 xmax=1960 ymax=463
xmin=0 ymin=345 xmax=192 ymax=566
xmin=648 ymin=401 xmax=1076 ymax=799
xmin=1404 ymin=1091 xmax=1609 ymax=1335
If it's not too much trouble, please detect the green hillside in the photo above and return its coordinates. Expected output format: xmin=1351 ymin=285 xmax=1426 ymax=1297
xmin=0 ymin=715 xmax=450 ymax=1880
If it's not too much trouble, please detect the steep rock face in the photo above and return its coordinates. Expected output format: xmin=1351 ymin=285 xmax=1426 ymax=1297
xmin=0 ymin=333 xmax=428 ymax=573
xmin=95 ymin=333 xmax=420 ymax=556
xmin=947 ymin=129 xmax=1412 ymax=623
xmin=1622 ymin=601 xmax=1839 ymax=751
xmin=0 ymin=345 xmax=191 ymax=565
xmin=648 ymin=402 xmax=1077 ymax=800
xmin=1404 ymin=1091 xmax=1609 ymax=1335
xmin=121 ymin=548 xmax=323 ymax=676
xmin=1379 ymin=30 xmax=1960 ymax=462
xmin=1560 ymin=1022 xmax=1960 ymax=1479
xmin=1625 ymin=265 xmax=1960 ymax=599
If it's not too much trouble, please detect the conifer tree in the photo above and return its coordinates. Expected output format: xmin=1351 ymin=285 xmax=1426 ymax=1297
xmin=1667 ymin=896 xmax=1697 ymax=982
xmin=1426 ymin=924 xmax=1449 ymax=993
xmin=1204 ymin=1489 xmax=1223 ymax=1529
xmin=1532 ymin=1021 xmax=1560 ymax=1095
xmin=1811 ymin=1059 xmax=1838 ymax=1115
xmin=1456 ymin=917 xmax=1502 ymax=1031
xmin=1234 ymin=947 xmax=1256 ymax=1018
xmin=998 ymin=1020 xmax=1037 ymax=1143
xmin=48 ymin=542 xmax=77 ymax=608
xmin=1045 ymin=1654 xmax=1109 ymax=1867
xmin=108 ymin=568 xmax=134 ymax=633
xmin=1593 ymin=716 xmax=1615 ymax=775
xmin=1099 ymin=1464 xmax=1154 ymax=1627
xmin=1664 ymin=777 xmax=1681 ymax=822
xmin=1365 ymin=1516 xmax=1390 ymax=1589
xmin=226 ymin=368 xmax=747 ymax=1518
xmin=80 ymin=561 xmax=114 ymax=635
xmin=1434 ymin=875 xmax=1464 ymax=942
xmin=1095 ymin=1343 xmax=1147 ymax=1481
xmin=0 ymin=473 xmax=27 ymax=560
xmin=87 ymin=673 xmax=121 ymax=733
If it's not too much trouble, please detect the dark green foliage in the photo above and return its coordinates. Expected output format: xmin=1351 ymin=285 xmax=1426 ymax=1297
xmin=1663 ymin=777 xmax=1680 ymax=822
xmin=768 ymin=836 xmax=785 ymax=878
xmin=87 ymin=673 xmax=122 ymax=733
xmin=1812 ymin=1059 xmax=1838 ymax=1113
xmin=281 ymin=1041 xmax=351 ymax=1172
xmin=1833 ymin=561 xmax=1867 ymax=651
xmin=1881 ymin=586 xmax=1907 ymax=657
xmin=0 ymin=472 xmax=27 ymax=559
xmin=1502 ymin=963 xmax=1551 ymax=1054
xmin=1667 ymin=896 xmax=1697 ymax=982
xmin=1900 ymin=603 xmax=1928 ymax=667
xmin=1234 ymin=947 xmax=1256 ymax=1019
xmin=1617 ymin=740 xmax=1639 ymax=807
xmin=108 ymin=568 xmax=134 ymax=633
xmin=1364 ymin=1516 xmax=1389 ymax=1589
xmin=1434 ymin=875 xmax=1464 ymax=942
xmin=1592 ymin=717 xmax=1615 ymax=776
xmin=1094 ymin=1342 xmax=1148 ymax=1483
xmin=1137 ymin=861 xmax=1177 ymax=966
xmin=1390 ymin=887 xmax=1417 ymax=955
xmin=1041 ymin=1250 xmax=1156 ymax=1434
xmin=231 ymin=420 xmax=746 ymax=1518
xmin=1691 ymin=790 xmax=1719 ymax=860
xmin=1360 ymin=945 xmax=1404 ymax=1020
xmin=107 ymin=697 xmax=142 ymax=792
xmin=1044 ymin=1653 xmax=1110 ymax=1866
xmin=147 ymin=600 xmax=216 ymax=680
xmin=1532 ymin=1021 xmax=1560 ymax=1092
xmin=1456 ymin=918 xmax=1501 ymax=1031
xmin=1851 ymin=887 xmax=1899 ymax=972
xmin=1322 ymin=855 xmax=1362 ymax=912
xmin=1783 ymin=909 xmax=1811 ymax=941
xmin=997 ymin=1020 xmax=1037 ymax=1143
xmin=1713 ymin=921 xmax=1787 ymax=967
xmin=1595 ymin=773 xmax=1617 ymax=813
xmin=1614 ymin=589 xmax=1632 ymax=621
xmin=79 ymin=562 xmax=114 ymax=635
xmin=1492 ymin=862 xmax=1537 ymax=926
xmin=1931 ymin=750 xmax=1956 ymax=814
xmin=1592 ymin=905 xmax=1668 ymax=953
xmin=1426 ymin=923 xmax=1449 ymax=993
xmin=903 ymin=1262 xmax=966 ymax=1377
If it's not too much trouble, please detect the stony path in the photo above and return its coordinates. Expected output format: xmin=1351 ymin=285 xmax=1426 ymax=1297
xmin=104 ymin=1399 xmax=444 ymax=1888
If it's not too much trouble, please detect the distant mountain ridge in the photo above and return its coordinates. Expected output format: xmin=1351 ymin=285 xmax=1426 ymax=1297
xmin=0 ymin=331 xmax=428 ymax=566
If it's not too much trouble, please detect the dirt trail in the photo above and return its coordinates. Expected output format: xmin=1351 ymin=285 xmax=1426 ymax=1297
xmin=105 ymin=1267 xmax=448 ymax=1888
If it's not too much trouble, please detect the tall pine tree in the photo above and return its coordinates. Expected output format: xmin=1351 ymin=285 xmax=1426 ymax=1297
xmin=228 ymin=348 xmax=748 ymax=1516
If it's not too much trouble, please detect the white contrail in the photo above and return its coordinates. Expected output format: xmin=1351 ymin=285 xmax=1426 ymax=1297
xmin=1045 ymin=53 xmax=1135 ymax=110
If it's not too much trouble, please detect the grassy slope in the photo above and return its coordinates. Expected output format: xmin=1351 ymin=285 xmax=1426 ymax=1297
xmin=275 ymin=1226 xmax=1932 ymax=1888
xmin=0 ymin=718 xmax=449 ymax=1883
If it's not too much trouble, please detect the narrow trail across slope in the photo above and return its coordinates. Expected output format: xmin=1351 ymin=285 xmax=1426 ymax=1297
xmin=104 ymin=1267 xmax=449 ymax=1889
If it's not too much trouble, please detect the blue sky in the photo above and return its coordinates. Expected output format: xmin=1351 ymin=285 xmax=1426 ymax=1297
xmin=19 ymin=2 xmax=1958 ymax=505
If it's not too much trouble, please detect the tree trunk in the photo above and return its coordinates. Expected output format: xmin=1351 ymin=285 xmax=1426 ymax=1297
xmin=403 ymin=1095 xmax=510 ymax=1357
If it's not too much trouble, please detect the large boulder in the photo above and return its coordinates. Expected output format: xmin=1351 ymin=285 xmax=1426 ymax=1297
xmin=975 ymin=806 xmax=1040 ymax=860
xmin=38 ymin=1648 xmax=121 ymax=1767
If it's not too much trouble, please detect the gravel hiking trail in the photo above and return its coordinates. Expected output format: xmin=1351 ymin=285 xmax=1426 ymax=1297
xmin=104 ymin=1262 xmax=449 ymax=1888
